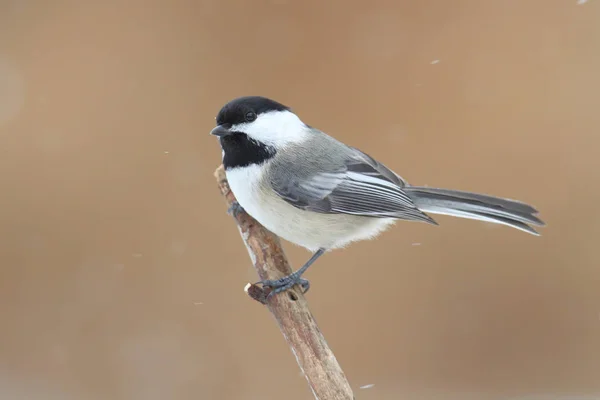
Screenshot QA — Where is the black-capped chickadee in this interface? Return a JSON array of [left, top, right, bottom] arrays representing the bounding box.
[[211, 96, 544, 297]]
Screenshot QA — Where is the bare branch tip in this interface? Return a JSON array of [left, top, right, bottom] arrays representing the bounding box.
[[245, 282, 270, 305], [214, 164, 226, 180]]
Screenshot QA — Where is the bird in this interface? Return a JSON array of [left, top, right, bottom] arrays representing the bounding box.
[[210, 96, 545, 298]]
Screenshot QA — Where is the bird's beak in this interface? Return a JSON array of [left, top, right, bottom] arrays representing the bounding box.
[[210, 124, 232, 137]]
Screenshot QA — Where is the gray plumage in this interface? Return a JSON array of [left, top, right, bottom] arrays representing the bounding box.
[[269, 133, 435, 223], [266, 131, 543, 237]]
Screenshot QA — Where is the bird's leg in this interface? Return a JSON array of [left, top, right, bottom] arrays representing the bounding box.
[[258, 248, 326, 298], [227, 201, 245, 218]]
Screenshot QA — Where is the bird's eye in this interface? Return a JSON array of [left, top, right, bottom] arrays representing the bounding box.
[[245, 111, 257, 122]]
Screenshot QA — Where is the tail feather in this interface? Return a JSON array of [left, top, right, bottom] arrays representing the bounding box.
[[404, 186, 545, 235]]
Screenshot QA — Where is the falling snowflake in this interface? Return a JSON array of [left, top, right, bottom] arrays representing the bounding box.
[[360, 384, 375, 389]]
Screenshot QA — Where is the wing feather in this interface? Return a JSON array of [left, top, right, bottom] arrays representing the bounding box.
[[270, 148, 437, 224]]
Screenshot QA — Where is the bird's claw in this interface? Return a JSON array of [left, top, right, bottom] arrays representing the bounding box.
[[257, 275, 310, 299], [227, 201, 245, 218]]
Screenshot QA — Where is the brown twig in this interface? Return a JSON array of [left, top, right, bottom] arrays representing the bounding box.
[[215, 165, 355, 400]]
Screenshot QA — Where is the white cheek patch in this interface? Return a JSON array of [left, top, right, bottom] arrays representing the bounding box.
[[232, 111, 309, 147]]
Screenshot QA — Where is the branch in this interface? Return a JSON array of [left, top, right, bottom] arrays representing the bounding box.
[[215, 165, 355, 400]]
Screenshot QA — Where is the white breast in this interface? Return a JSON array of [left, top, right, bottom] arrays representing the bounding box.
[[225, 165, 396, 252]]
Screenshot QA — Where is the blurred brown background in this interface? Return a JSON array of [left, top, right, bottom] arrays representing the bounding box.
[[1, 0, 599, 399]]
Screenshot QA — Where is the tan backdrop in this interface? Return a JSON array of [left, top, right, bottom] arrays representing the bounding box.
[[1, 1, 599, 399]]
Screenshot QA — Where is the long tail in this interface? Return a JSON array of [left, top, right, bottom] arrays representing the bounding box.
[[404, 186, 545, 235]]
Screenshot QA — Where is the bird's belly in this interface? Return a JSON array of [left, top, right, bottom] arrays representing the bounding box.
[[226, 166, 396, 251]]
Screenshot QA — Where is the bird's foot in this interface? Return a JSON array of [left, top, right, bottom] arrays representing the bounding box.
[[227, 201, 245, 218], [257, 273, 310, 299]]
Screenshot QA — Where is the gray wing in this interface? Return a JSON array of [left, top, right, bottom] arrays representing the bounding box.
[[270, 147, 437, 224]]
